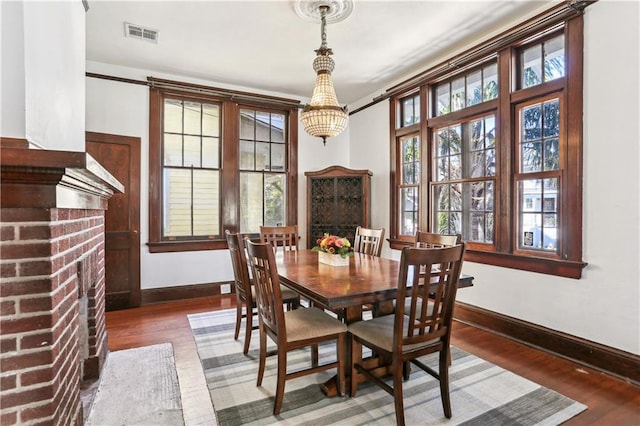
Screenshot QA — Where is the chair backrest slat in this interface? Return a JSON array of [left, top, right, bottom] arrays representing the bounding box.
[[415, 232, 461, 248], [353, 226, 385, 257], [260, 225, 299, 252], [395, 244, 465, 349], [246, 239, 286, 340]]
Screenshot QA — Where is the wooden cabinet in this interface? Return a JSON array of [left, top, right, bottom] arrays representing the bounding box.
[[305, 165, 372, 249]]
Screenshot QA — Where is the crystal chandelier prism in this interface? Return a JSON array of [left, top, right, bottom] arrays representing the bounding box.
[[300, 5, 348, 145]]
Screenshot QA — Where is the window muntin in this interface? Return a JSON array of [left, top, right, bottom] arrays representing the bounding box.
[[435, 63, 498, 116], [162, 99, 221, 238], [521, 34, 565, 89]]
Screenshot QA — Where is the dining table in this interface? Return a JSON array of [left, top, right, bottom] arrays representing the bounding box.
[[275, 249, 474, 396]]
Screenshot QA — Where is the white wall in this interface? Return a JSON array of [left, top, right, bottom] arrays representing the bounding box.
[[298, 125, 351, 249], [1, 1, 26, 139], [21, 1, 85, 151], [85, 61, 346, 289], [348, 101, 392, 258], [349, 1, 640, 355]]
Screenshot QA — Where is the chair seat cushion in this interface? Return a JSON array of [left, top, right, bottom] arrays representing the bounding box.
[[249, 284, 299, 303], [285, 307, 347, 342], [348, 314, 438, 354], [348, 314, 396, 352], [280, 285, 300, 303]]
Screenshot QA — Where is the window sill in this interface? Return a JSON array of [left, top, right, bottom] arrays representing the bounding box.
[[464, 250, 587, 279], [387, 238, 587, 279], [147, 239, 228, 253]]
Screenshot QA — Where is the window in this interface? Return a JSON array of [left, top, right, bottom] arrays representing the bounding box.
[[389, 5, 586, 278], [391, 92, 423, 245], [148, 80, 299, 252]]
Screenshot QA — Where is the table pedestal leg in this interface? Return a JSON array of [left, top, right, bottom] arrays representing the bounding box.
[[319, 302, 395, 397]]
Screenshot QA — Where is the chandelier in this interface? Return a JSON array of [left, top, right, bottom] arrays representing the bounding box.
[[300, 4, 349, 145]]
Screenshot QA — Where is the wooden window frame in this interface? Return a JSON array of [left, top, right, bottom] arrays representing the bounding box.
[[389, 11, 586, 278], [148, 82, 299, 253]]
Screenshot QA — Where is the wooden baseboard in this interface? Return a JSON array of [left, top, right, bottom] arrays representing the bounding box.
[[0, 137, 29, 149], [141, 281, 234, 305], [454, 301, 640, 386]]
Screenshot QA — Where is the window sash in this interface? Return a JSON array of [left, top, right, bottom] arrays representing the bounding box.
[[161, 98, 222, 239]]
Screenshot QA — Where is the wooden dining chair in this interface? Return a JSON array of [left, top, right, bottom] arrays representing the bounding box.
[[259, 225, 299, 252], [349, 243, 466, 426], [245, 239, 347, 415], [225, 230, 300, 355], [413, 231, 462, 302], [404, 232, 463, 367], [353, 226, 385, 257], [415, 231, 461, 248], [352, 226, 386, 317]]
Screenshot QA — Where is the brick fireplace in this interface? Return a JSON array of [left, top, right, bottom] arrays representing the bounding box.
[[0, 143, 122, 425]]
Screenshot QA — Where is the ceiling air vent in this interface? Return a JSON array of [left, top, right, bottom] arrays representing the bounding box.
[[124, 22, 159, 43]]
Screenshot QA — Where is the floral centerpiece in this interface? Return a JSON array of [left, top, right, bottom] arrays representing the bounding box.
[[312, 233, 353, 266]]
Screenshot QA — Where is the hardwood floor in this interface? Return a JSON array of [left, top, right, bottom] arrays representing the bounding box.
[[104, 296, 639, 425]]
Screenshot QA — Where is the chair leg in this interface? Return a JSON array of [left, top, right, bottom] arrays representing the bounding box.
[[234, 301, 242, 340], [336, 333, 345, 397], [256, 325, 267, 387], [243, 307, 252, 355], [273, 348, 287, 415], [311, 343, 319, 367], [350, 336, 361, 397], [392, 360, 406, 426], [439, 349, 452, 418], [402, 360, 410, 381]]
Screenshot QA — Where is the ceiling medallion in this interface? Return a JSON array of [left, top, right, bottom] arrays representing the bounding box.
[[293, 0, 354, 24]]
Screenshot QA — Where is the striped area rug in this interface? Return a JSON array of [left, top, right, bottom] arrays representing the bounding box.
[[188, 309, 586, 426]]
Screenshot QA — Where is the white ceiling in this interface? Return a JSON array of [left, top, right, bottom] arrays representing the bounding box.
[[86, 1, 554, 106]]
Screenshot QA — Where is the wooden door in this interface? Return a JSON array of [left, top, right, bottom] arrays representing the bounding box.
[[86, 132, 141, 310]]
